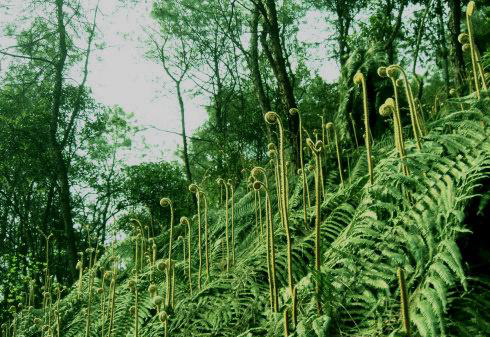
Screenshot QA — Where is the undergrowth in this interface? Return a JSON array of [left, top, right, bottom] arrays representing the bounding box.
[[7, 96, 490, 337]]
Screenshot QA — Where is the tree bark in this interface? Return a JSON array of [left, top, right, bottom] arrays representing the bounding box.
[[250, 6, 271, 114], [384, 0, 406, 64], [447, 0, 466, 92], [412, 0, 432, 74], [52, 0, 77, 283], [336, 2, 352, 67], [259, 0, 300, 169], [176, 84, 193, 183]]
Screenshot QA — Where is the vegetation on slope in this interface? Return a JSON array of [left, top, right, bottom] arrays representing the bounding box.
[[6, 95, 490, 336]]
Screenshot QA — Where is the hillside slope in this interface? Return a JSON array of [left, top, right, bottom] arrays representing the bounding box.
[[10, 96, 490, 337]]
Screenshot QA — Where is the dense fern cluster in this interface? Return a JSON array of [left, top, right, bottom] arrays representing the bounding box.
[[5, 92, 490, 336]]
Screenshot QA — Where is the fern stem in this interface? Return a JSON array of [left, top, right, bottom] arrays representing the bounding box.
[[289, 108, 308, 227], [252, 167, 278, 312], [189, 185, 202, 290], [473, 44, 487, 91], [107, 247, 117, 337], [180, 217, 193, 296], [327, 123, 344, 186], [85, 247, 94, 337], [254, 188, 259, 239], [284, 309, 289, 337], [258, 190, 263, 241], [228, 180, 235, 265], [265, 112, 295, 325], [465, 2, 481, 99], [258, 182, 274, 312], [269, 144, 285, 227], [160, 198, 174, 309], [56, 286, 61, 337], [200, 191, 210, 283], [319, 151, 325, 197], [388, 65, 422, 150], [349, 113, 359, 148], [397, 268, 410, 337], [354, 72, 373, 185], [306, 138, 323, 314], [100, 275, 106, 337], [298, 168, 308, 228], [292, 286, 297, 329], [217, 178, 230, 271], [171, 262, 175, 308]]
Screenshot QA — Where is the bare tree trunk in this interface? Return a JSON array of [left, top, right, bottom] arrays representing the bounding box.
[[336, 2, 351, 67], [447, 0, 466, 92], [384, 0, 406, 64], [154, 35, 193, 183], [259, 0, 300, 169], [51, 0, 77, 283], [250, 6, 271, 114], [176, 84, 193, 183], [412, 0, 432, 74]]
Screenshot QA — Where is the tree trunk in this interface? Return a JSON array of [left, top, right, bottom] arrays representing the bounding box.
[[336, 3, 351, 67], [384, 0, 405, 64], [250, 6, 271, 114], [213, 52, 225, 175], [52, 0, 77, 283], [176, 83, 193, 183], [447, 0, 466, 92], [260, 0, 300, 169]]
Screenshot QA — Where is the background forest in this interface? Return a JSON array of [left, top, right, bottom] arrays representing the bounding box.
[[1, 0, 490, 336]]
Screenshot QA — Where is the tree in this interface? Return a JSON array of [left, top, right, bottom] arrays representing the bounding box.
[[74, 106, 134, 246], [146, 27, 195, 185], [122, 161, 193, 229], [256, 0, 301, 168], [309, 0, 367, 67], [0, 0, 101, 282], [0, 1, 124, 311]]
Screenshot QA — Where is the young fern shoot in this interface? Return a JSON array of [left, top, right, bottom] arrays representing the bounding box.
[[386, 65, 423, 150], [189, 184, 203, 290], [251, 166, 278, 312], [217, 178, 230, 272], [325, 122, 344, 186], [463, 2, 487, 98], [180, 217, 192, 295], [397, 268, 411, 337], [227, 179, 235, 265], [264, 111, 295, 325], [306, 138, 324, 314], [379, 97, 409, 176], [353, 72, 373, 185], [160, 198, 174, 309], [289, 108, 309, 227]]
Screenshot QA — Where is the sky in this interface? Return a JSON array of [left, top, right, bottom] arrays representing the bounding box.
[[0, 0, 340, 165]]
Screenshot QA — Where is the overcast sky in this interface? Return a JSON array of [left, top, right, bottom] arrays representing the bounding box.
[[1, 0, 340, 164]]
